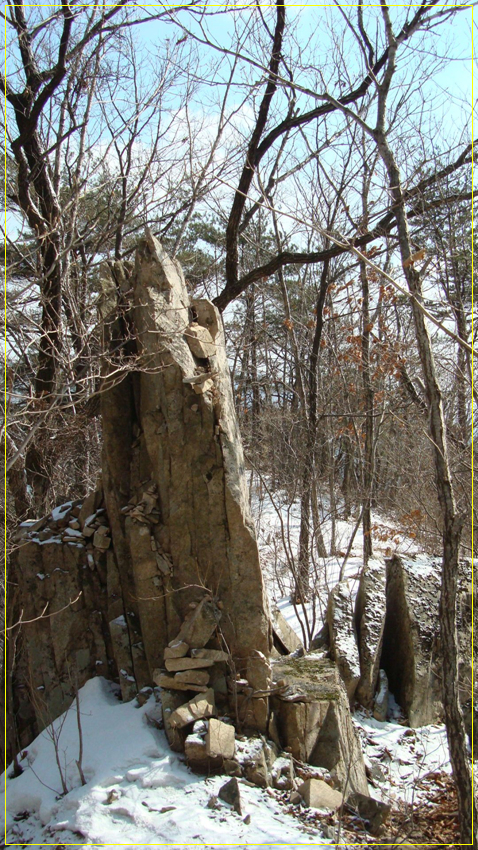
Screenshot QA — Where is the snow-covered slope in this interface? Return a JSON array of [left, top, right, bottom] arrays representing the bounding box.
[[3, 677, 334, 847]]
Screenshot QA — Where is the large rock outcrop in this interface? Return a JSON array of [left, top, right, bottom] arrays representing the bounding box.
[[360, 554, 474, 727], [8, 236, 274, 753], [100, 234, 272, 721], [327, 581, 360, 704]]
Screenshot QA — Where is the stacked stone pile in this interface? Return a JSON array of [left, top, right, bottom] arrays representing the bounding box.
[[15, 489, 110, 554], [153, 595, 226, 695]]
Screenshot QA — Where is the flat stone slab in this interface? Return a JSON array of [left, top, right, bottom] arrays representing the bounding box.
[[175, 669, 210, 685], [206, 718, 235, 759], [164, 640, 190, 659], [169, 689, 216, 728], [271, 607, 303, 655], [299, 778, 343, 810], [165, 657, 214, 672], [191, 648, 229, 662], [153, 672, 208, 693]]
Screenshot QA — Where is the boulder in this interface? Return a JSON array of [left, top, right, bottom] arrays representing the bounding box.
[[327, 581, 361, 703], [271, 607, 303, 655], [185, 322, 217, 359], [185, 732, 208, 763], [160, 687, 190, 752], [192, 298, 220, 341], [299, 778, 343, 810], [168, 688, 216, 728], [271, 655, 369, 798], [218, 777, 242, 815], [93, 526, 111, 550], [175, 597, 222, 650], [205, 718, 235, 759], [164, 640, 189, 659], [355, 557, 387, 708], [246, 651, 271, 692], [236, 738, 278, 788]]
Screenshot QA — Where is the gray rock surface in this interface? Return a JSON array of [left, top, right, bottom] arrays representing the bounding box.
[[327, 581, 361, 703], [355, 557, 387, 708], [218, 777, 242, 815], [380, 555, 473, 727]]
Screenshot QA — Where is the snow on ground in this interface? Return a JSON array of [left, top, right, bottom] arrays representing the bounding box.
[[354, 708, 451, 807], [253, 484, 421, 644], [2, 677, 452, 848], [2, 678, 333, 847]]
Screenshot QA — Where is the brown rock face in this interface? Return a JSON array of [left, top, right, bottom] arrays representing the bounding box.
[[7, 237, 273, 758], [100, 235, 272, 715], [8, 528, 116, 752], [205, 718, 235, 759]]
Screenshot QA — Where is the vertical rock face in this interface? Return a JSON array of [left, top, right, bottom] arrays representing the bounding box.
[[355, 557, 387, 709], [327, 581, 360, 704], [7, 237, 273, 757], [101, 234, 272, 700], [8, 502, 117, 753], [379, 555, 473, 727]]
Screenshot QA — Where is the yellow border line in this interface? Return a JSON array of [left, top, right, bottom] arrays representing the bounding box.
[[3, 2, 475, 847], [471, 1, 475, 841]]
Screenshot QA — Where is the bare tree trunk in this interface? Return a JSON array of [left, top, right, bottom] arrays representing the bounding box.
[[360, 258, 374, 564], [375, 127, 476, 847], [296, 259, 330, 599]]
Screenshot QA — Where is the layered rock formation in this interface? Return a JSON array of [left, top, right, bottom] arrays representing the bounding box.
[[325, 554, 474, 729], [9, 235, 273, 752], [380, 554, 473, 727], [271, 655, 369, 797], [100, 233, 272, 704]]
